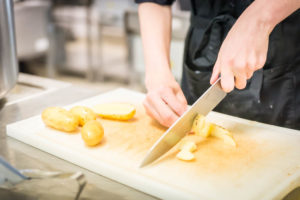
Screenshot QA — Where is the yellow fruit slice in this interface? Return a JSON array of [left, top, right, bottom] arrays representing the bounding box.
[[42, 107, 79, 132], [178, 141, 197, 152], [81, 120, 104, 146], [93, 103, 136, 120], [70, 106, 97, 126], [211, 125, 236, 147], [191, 114, 204, 134], [176, 150, 195, 161], [191, 114, 212, 137], [201, 121, 212, 137], [177, 141, 197, 162]]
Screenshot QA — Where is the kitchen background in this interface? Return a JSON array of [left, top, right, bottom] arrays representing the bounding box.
[[12, 0, 190, 96], [2, 1, 300, 199]]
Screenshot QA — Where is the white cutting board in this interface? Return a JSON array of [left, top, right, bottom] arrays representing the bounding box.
[[7, 88, 300, 200]]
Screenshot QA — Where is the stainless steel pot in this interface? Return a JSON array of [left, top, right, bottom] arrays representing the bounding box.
[[0, 0, 18, 99]]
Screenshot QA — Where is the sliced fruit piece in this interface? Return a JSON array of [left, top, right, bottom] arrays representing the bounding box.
[[176, 150, 195, 161], [42, 107, 79, 132], [191, 114, 212, 137], [210, 124, 231, 137], [81, 120, 104, 146], [93, 103, 136, 121], [178, 141, 197, 152], [222, 134, 237, 146], [211, 125, 236, 147], [191, 114, 204, 135], [201, 121, 212, 137], [70, 106, 97, 126]]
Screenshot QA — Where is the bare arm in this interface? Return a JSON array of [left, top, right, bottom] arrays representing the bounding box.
[[262, 0, 300, 29], [139, 3, 172, 81], [138, 3, 187, 127], [210, 0, 300, 92]]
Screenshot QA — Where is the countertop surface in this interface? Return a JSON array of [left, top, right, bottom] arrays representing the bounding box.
[[0, 74, 157, 200]]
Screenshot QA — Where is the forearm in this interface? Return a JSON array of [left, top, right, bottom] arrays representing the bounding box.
[[138, 3, 172, 84], [251, 0, 300, 32]]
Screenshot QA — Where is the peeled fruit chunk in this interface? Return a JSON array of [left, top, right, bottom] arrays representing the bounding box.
[[221, 135, 236, 147], [211, 125, 236, 147], [93, 103, 136, 120], [191, 114, 236, 147], [177, 141, 197, 162], [178, 141, 197, 152], [42, 107, 79, 132], [176, 151, 195, 161], [81, 120, 104, 146], [70, 106, 97, 126], [191, 114, 212, 137], [176, 115, 236, 162]]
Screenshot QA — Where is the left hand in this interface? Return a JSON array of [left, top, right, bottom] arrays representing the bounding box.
[[210, 2, 273, 92]]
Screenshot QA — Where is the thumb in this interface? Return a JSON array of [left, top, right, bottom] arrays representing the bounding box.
[[210, 59, 221, 84]]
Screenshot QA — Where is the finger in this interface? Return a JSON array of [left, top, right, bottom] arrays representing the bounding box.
[[230, 59, 248, 89], [246, 70, 253, 79], [148, 94, 179, 127], [232, 66, 247, 89], [235, 75, 247, 90], [143, 100, 164, 124], [246, 63, 256, 78], [210, 59, 221, 84], [175, 89, 188, 111], [247, 52, 257, 72], [220, 66, 235, 93], [161, 88, 186, 116], [256, 55, 266, 70], [143, 100, 154, 118]]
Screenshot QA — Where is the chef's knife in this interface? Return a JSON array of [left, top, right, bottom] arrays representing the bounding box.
[[140, 78, 226, 167]]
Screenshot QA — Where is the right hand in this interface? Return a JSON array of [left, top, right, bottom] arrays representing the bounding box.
[[143, 72, 188, 127]]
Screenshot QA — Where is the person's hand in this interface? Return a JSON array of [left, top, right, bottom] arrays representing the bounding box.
[[210, 1, 274, 92], [143, 71, 188, 127]]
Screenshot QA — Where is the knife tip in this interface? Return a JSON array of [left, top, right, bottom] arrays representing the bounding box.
[[139, 159, 149, 168], [139, 156, 154, 168]]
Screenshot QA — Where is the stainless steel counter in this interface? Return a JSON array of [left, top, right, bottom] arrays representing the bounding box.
[[0, 74, 157, 200]]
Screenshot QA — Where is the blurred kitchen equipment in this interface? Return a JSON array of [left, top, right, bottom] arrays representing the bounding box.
[[14, 0, 57, 77], [14, 0, 51, 60], [0, 156, 28, 186], [0, 156, 86, 200], [51, 0, 95, 80], [0, 0, 19, 99]]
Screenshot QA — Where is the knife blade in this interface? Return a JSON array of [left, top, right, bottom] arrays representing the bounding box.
[[140, 78, 226, 167]]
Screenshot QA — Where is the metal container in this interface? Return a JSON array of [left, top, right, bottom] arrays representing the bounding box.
[[0, 0, 18, 99]]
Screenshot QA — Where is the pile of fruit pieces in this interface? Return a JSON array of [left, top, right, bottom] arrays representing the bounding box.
[[176, 114, 236, 161], [42, 103, 236, 162], [41, 103, 136, 146]]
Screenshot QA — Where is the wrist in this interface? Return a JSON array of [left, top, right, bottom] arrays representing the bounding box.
[[145, 59, 172, 80], [250, 1, 276, 34], [145, 67, 174, 90]]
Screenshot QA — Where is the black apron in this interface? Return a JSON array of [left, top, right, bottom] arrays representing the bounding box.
[[181, 0, 300, 130]]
